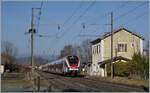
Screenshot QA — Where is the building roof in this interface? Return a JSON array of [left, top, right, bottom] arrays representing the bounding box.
[[90, 38, 101, 45], [98, 56, 130, 65], [91, 27, 144, 45]]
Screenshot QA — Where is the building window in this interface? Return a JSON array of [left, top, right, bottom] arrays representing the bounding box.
[[92, 49, 94, 54], [95, 46, 97, 54], [99, 45, 101, 53], [93, 47, 95, 55], [93, 45, 101, 54], [117, 43, 127, 52], [97, 45, 99, 54]]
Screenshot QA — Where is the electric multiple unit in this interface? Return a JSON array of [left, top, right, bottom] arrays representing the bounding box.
[[39, 55, 80, 76]]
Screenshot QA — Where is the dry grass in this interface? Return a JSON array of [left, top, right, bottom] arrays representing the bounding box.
[[89, 76, 149, 88], [1, 72, 50, 91], [39, 77, 50, 87]]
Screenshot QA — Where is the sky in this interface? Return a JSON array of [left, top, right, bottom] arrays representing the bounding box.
[[2, 1, 149, 57]]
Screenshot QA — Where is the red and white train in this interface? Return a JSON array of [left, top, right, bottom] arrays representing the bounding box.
[[39, 55, 80, 76]]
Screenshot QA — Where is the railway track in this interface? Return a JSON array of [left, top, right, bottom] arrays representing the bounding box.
[[37, 71, 146, 92], [71, 77, 145, 92], [39, 72, 102, 92], [37, 71, 103, 92]]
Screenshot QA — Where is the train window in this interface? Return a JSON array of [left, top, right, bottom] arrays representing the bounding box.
[[68, 56, 78, 64], [64, 62, 67, 67]]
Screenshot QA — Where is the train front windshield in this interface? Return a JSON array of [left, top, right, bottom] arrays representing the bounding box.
[[68, 56, 78, 65]]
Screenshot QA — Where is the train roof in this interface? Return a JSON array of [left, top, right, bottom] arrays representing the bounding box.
[[41, 56, 67, 67], [40, 55, 78, 67]]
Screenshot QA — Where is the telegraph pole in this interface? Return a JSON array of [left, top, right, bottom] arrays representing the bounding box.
[[110, 12, 114, 78], [29, 8, 36, 91], [31, 8, 35, 74], [26, 4, 42, 91]]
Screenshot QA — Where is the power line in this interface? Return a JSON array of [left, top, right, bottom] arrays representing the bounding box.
[[86, 1, 129, 24], [47, 2, 147, 56], [36, 34, 56, 38], [72, 1, 96, 25], [57, 1, 129, 48], [73, 1, 129, 40], [69, 2, 146, 45], [69, 2, 128, 43], [113, 1, 129, 13], [114, 2, 146, 22], [62, 1, 84, 27], [55, 1, 84, 38], [36, 1, 44, 33], [58, 1, 96, 39], [76, 2, 146, 39], [77, 34, 101, 37], [48, 1, 96, 54], [70, 2, 146, 46], [120, 11, 148, 26], [48, 1, 84, 51]]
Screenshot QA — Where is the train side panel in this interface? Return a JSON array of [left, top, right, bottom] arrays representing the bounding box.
[[40, 56, 80, 76]]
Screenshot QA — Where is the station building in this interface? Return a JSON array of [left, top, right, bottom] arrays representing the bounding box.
[[90, 27, 144, 77]]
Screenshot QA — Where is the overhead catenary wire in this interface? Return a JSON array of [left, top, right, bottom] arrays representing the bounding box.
[[120, 11, 148, 26], [59, 2, 95, 38], [114, 2, 146, 22], [47, 1, 88, 54], [72, 1, 96, 25], [35, 2, 57, 38], [75, 1, 129, 38], [36, 34, 56, 38], [50, 1, 129, 50], [69, 2, 147, 46], [85, 1, 129, 24], [70, 2, 128, 41], [58, 1, 96, 39], [39, 2, 147, 56], [36, 1, 44, 33], [113, 1, 129, 13], [47, 1, 96, 56], [55, 1, 84, 38], [61, 1, 96, 47], [74, 2, 127, 39], [62, 1, 84, 27], [77, 34, 101, 37]]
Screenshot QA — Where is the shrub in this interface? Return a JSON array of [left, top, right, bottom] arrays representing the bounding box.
[[106, 52, 149, 79], [106, 61, 129, 77], [114, 61, 129, 77], [128, 52, 149, 79]]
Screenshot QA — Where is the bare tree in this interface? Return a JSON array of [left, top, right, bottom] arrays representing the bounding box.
[[34, 56, 48, 66], [1, 41, 18, 72], [59, 45, 75, 58], [78, 39, 92, 64], [1, 41, 17, 64]]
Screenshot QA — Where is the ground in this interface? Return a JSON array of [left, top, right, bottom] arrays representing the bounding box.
[[89, 76, 149, 89], [37, 71, 148, 92], [1, 71, 149, 92], [1, 72, 49, 92]]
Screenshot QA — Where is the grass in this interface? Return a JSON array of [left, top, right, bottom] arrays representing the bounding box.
[[1, 72, 51, 92], [1, 78, 32, 90], [1, 79, 32, 92], [38, 77, 50, 87], [89, 76, 149, 88]]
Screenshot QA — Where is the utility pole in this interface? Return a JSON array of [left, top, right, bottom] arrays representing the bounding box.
[[29, 8, 36, 91], [31, 8, 35, 75], [26, 4, 42, 91], [110, 12, 114, 78]]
